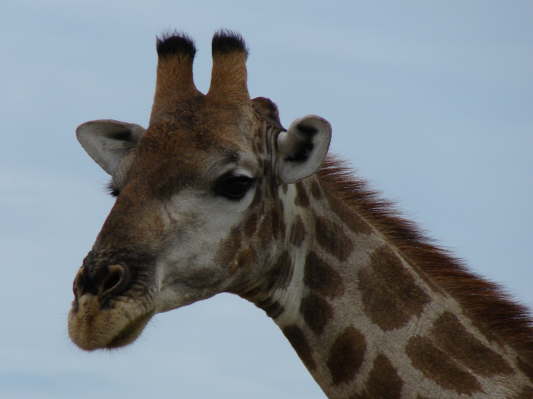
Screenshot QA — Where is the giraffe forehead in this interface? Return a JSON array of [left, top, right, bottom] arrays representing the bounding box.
[[148, 97, 259, 142], [133, 110, 262, 176]]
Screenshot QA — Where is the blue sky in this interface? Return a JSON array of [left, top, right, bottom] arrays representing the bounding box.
[[1, 1, 532, 398]]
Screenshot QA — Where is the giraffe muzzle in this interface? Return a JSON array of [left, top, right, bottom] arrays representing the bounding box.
[[69, 256, 156, 350]]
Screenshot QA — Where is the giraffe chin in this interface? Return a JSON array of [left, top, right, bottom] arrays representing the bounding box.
[[105, 312, 154, 349], [68, 294, 155, 351]]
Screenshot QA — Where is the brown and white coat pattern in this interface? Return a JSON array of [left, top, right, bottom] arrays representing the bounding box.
[[68, 31, 533, 398]]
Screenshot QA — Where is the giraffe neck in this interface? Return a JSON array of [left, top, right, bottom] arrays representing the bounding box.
[[245, 176, 533, 399]]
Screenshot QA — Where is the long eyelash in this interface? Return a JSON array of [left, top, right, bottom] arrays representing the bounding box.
[[105, 181, 120, 197]]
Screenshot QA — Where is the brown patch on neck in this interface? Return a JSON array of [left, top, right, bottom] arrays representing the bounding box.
[[430, 311, 513, 376], [357, 354, 403, 399], [282, 325, 316, 371], [271, 206, 281, 240], [244, 212, 258, 237], [319, 156, 533, 363], [465, 310, 500, 344], [257, 211, 274, 250], [314, 215, 354, 262], [269, 200, 286, 241], [300, 293, 334, 335], [406, 335, 482, 394], [265, 250, 292, 291], [295, 182, 310, 207], [310, 179, 323, 199], [257, 299, 284, 319], [289, 215, 306, 247], [358, 246, 430, 331], [304, 251, 345, 298], [327, 326, 367, 385]]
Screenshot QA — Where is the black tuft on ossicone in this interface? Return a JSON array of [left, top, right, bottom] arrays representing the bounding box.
[[212, 29, 248, 56], [156, 32, 196, 58]]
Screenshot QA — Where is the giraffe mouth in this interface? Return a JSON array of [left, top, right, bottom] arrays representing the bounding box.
[[68, 293, 156, 351], [106, 311, 154, 349]]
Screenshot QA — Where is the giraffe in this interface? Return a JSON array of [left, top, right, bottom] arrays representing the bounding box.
[[68, 31, 533, 398]]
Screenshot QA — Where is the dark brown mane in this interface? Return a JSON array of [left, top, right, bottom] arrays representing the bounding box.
[[318, 155, 533, 367]]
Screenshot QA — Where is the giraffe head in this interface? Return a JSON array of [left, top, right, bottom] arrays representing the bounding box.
[[68, 32, 331, 350]]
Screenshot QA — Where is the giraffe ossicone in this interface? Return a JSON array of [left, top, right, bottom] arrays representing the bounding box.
[[69, 31, 533, 398]]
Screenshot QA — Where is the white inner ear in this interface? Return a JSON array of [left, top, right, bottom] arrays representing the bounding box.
[[76, 119, 145, 176], [277, 115, 332, 183]]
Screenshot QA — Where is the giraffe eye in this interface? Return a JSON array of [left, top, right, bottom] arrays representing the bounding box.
[[214, 173, 255, 200]]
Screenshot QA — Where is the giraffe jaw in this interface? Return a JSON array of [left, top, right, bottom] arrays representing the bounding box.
[[68, 293, 155, 351]]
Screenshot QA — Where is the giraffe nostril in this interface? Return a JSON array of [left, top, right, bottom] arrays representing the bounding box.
[[101, 264, 130, 297], [74, 263, 131, 298], [73, 266, 91, 297]]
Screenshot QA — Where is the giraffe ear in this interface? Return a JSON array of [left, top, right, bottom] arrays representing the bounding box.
[[76, 119, 145, 176], [276, 115, 331, 183]]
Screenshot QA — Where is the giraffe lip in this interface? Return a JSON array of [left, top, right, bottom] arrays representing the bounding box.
[[105, 311, 154, 349]]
